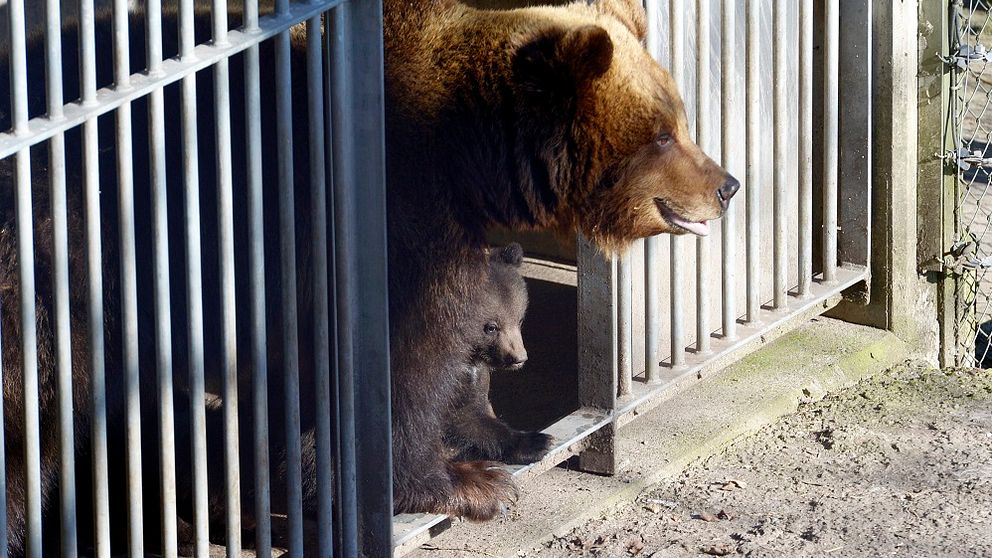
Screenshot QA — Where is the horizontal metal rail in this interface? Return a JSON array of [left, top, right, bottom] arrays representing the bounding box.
[[0, 0, 343, 159]]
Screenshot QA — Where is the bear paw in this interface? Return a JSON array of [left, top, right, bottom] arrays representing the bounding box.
[[445, 460, 518, 521], [504, 431, 554, 465]]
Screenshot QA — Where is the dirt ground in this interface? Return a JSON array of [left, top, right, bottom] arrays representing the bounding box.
[[527, 364, 992, 558]]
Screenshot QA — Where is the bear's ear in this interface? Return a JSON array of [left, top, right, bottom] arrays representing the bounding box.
[[513, 25, 614, 98], [593, 0, 648, 42], [499, 243, 524, 267]]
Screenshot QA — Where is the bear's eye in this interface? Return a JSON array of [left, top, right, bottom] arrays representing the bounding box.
[[656, 132, 673, 147], [484, 322, 499, 335]]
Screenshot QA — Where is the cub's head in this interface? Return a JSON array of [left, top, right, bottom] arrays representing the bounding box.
[[470, 243, 529, 371], [509, 0, 739, 252]]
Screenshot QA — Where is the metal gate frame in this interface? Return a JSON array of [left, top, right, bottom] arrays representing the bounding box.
[[1, 0, 391, 555]]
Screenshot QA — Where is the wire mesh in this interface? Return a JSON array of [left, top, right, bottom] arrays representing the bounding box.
[[950, 0, 992, 367]]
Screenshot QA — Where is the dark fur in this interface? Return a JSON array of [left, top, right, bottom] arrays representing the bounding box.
[[443, 243, 553, 465]]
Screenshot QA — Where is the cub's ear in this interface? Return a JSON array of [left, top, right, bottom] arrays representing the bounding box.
[[513, 25, 614, 98], [499, 243, 524, 267], [593, 0, 648, 41]]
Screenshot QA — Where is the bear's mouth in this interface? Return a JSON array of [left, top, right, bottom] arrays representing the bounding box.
[[654, 198, 710, 237]]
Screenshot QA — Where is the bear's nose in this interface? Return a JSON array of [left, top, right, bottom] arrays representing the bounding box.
[[505, 352, 527, 368], [717, 177, 740, 210]]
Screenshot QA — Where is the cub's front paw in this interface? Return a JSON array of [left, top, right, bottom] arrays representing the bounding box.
[[504, 431, 553, 465], [445, 460, 518, 521]]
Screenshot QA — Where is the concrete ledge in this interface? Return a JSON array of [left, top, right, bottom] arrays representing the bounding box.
[[406, 318, 910, 558]]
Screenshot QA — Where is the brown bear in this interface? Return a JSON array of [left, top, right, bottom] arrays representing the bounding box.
[[383, 0, 738, 520], [444, 242, 553, 465]]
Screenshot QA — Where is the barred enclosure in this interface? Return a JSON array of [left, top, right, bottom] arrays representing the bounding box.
[[394, 0, 872, 553], [0, 0, 390, 556], [949, 0, 992, 367]]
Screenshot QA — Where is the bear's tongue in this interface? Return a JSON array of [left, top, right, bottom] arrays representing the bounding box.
[[656, 199, 711, 237], [673, 217, 710, 237]]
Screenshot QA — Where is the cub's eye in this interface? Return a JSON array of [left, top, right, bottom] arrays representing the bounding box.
[[484, 322, 499, 335], [656, 132, 673, 147]]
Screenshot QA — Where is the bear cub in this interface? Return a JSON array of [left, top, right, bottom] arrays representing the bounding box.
[[444, 243, 553, 465]]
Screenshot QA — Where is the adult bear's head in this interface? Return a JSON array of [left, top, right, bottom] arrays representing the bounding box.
[[503, 0, 739, 252]]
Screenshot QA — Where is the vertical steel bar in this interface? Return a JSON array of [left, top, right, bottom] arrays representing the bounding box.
[[720, 0, 737, 340], [44, 0, 77, 553], [13, 152, 37, 555], [695, 0, 711, 353], [330, 6, 359, 554], [242, 0, 271, 552], [341, 2, 393, 551], [798, 0, 813, 296], [78, 0, 112, 554], [9, 0, 40, 551], [669, 0, 686, 366], [112, 0, 145, 553], [210, 1, 243, 554], [643, 0, 662, 385], [772, 0, 788, 309], [147, 0, 178, 554], [745, 0, 760, 323], [643, 238, 661, 382], [306, 14, 335, 557], [617, 256, 632, 395], [177, 0, 209, 554], [10, 2, 42, 556], [274, 0, 304, 548], [823, 0, 839, 283]]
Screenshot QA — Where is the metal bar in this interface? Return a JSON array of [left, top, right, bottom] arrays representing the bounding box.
[[112, 0, 144, 553], [644, 238, 661, 382], [147, 0, 178, 553], [720, 0, 737, 340], [306, 13, 335, 557], [8, 0, 40, 555], [670, 0, 687, 366], [177, 1, 210, 556], [695, 0, 711, 353], [44, 0, 77, 553], [210, 0, 243, 554], [243, 0, 272, 551], [15, 162, 41, 557], [772, 0, 788, 309], [77, 0, 113, 554], [0, 0, 344, 159], [644, 0, 662, 382], [330, 6, 359, 554], [274, 21, 304, 557], [617, 254, 632, 396], [823, 0, 839, 284], [798, 0, 813, 297], [745, 0, 760, 323]]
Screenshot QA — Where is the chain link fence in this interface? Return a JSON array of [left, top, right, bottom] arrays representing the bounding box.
[[950, 0, 992, 367]]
